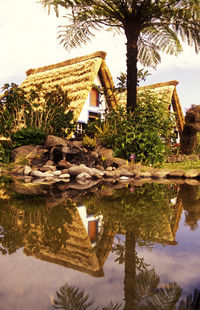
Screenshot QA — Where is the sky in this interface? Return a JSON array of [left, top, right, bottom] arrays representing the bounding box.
[[1, 0, 200, 115]]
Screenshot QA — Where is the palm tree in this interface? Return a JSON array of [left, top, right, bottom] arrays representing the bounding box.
[[40, 0, 200, 113]]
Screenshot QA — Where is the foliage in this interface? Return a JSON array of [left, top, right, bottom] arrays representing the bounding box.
[[0, 83, 75, 142], [117, 69, 151, 92], [83, 134, 96, 150], [41, 0, 200, 112], [92, 91, 176, 166], [11, 126, 47, 148], [83, 182, 178, 245], [53, 283, 121, 310]]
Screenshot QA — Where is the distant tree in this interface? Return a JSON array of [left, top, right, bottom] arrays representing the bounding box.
[[41, 0, 200, 113]]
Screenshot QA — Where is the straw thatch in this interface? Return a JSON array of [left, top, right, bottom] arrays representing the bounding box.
[[117, 80, 185, 135], [24, 208, 104, 277], [20, 51, 117, 121]]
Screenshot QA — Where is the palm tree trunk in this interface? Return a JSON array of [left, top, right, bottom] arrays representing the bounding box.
[[124, 230, 137, 310], [126, 31, 139, 113]]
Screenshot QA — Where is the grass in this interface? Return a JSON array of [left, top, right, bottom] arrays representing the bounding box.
[[161, 160, 200, 171]]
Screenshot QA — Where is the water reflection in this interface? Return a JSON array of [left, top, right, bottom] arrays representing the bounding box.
[[1, 178, 200, 308]]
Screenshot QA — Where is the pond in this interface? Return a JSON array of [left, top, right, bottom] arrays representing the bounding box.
[[1, 176, 200, 310]]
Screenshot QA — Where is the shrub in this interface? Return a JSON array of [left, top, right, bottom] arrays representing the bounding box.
[[11, 127, 47, 148], [93, 91, 176, 166]]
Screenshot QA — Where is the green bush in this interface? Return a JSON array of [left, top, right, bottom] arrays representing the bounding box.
[[93, 91, 176, 166], [11, 127, 47, 148]]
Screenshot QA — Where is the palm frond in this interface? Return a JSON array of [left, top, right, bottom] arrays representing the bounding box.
[[53, 283, 94, 309]]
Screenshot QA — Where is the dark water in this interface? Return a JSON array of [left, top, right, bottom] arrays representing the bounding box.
[[1, 176, 200, 310]]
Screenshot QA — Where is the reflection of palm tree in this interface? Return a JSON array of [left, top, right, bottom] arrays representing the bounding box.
[[178, 288, 200, 310], [52, 283, 121, 309], [123, 230, 181, 310]]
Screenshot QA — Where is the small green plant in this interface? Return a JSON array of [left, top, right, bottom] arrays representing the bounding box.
[[83, 134, 96, 150], [11, 127, 47, 148]]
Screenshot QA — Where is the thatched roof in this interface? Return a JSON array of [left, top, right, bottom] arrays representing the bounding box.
[[24, 209, 104, 277], [20, 51, 117, 120], [117, 80, 185, 134]]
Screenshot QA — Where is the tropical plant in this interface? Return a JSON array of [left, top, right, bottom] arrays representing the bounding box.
[[41, 0, 200, 113]]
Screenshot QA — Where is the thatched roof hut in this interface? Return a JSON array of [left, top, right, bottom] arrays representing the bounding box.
[[20, 51, 117, 125], [118, 80, 185, 135]]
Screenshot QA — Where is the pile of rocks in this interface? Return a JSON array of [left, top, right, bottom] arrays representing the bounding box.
[[8, 135, 137, 185], [2, 135, 200, 188]]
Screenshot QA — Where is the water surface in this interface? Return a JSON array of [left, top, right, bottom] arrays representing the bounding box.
[[1, 177, 200, 309]]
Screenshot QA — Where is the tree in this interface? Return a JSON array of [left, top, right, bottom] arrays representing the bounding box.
[[40, 0, 200, 113]]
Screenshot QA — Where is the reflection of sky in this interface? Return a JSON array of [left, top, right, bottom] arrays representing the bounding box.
[[0, 248, 124, 310]]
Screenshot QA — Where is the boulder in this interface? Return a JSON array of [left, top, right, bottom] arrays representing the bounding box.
[[23, 165, 32, 176], [57, 160, 73, 170], [52, 170, 62, 176], [152, 170, 170, 179], [184, 169, 200, 178], [167, 170, 185, 178], [31, 170, 46, 178], [11, 145, 37, 163], [58, 173, 70, 179], [97, 146, 114, 159], [45, 135, 67, 147], [76, 172, 92, 181]]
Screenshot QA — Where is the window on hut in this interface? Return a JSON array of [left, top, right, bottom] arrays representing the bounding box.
[[90, 87, 99, 107]]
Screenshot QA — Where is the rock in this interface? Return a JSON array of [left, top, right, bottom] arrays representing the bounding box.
[[120, 176, 130, 180], [95, 164, 104, 171], [91, 151, 99, 159], [68, 164, 89, 177], [11, 145, 37, 163], [104, 170, 121, 178], [118, 168, 134, 177], [111, 157, 127, 167], [45, 135, 67, 147], [138, 171, 152, 178], [42, 172, 54, 177], [184, 169, 200, 178], [23, 165, 32, 176], [52, 170, 62, 176], [106, 166, 113, 171], [45, 160, 54, 166], [167, 170, 185, 178], [185, 179, 200, 186], [76, 172, 92, 181], [71, 140, 83, 148], [58, 173, 70, 179], [10, 165, 24, 175], [39, 165, 56, 172], [152, 170, 170, 179], [57, 160, 73, 170], [97, 146, 114, 159], [31, 170, 46, 178]]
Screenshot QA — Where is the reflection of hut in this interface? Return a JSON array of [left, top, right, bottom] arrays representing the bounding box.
[[24, 208, 114, 277], [150, 195, 183, 246]]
